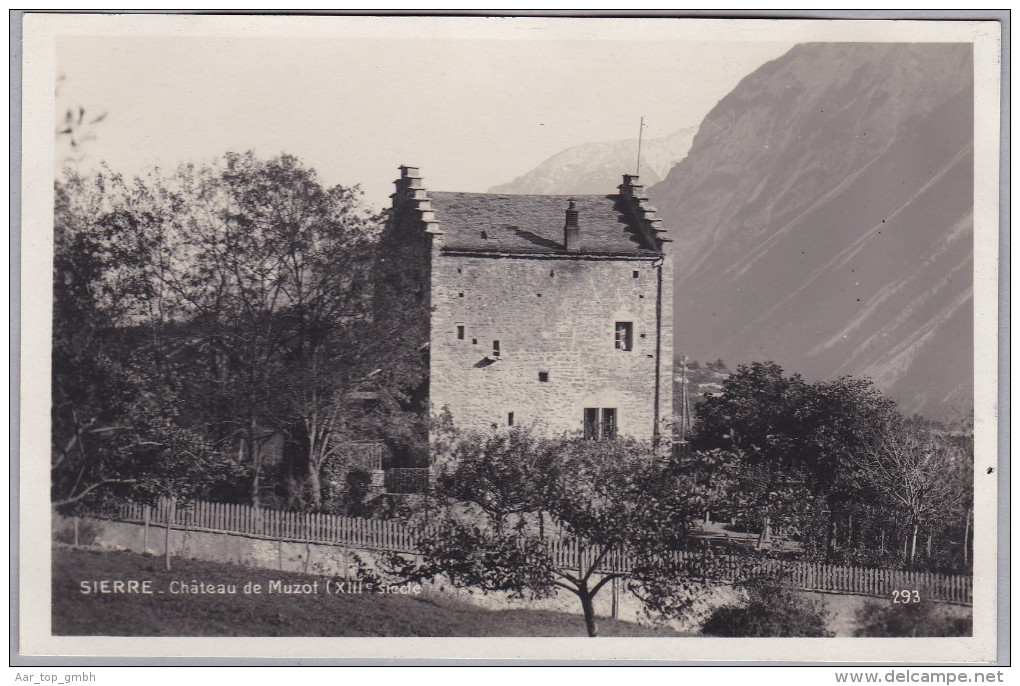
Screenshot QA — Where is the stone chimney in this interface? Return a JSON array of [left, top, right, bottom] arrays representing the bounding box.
[[618, 174, 669, 249], [392, 165, 441, 234], [564, 198, 581, 252]]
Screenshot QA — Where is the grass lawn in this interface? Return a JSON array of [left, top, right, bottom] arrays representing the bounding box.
[[53, 547, 685, 637]]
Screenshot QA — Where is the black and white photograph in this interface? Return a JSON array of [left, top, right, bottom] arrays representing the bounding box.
[[15, 12, 1003, 664]]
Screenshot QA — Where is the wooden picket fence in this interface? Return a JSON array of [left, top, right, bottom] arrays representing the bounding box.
[[89, 498, 972, 605], [106, 498, 417, 553]]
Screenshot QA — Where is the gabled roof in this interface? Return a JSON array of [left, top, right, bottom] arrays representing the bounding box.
[[428, 192, 660, 256]]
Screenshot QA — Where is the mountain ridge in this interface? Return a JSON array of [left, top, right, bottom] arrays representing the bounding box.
[[488, 126, 698, 196], [649, 42, 974, 418]]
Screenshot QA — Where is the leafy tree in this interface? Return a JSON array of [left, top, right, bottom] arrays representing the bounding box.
[[847, 423, 964, 568], [52, 170, 241, 521], [390, 426, 753, 637], [52, 170, 169, 508], [132, 153, 382, 506], [694, 362, 902, 556], [696, 362, 899, 494], [52, 152, 428, 511]]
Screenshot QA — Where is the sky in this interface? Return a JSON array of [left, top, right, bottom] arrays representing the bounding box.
[[55, 19, 793, 208]]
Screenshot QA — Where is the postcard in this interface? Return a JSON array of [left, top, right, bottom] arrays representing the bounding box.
[[16, 12, 1003, 664]]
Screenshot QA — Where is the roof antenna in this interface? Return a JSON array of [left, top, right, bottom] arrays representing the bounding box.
[[636, 116, 646, 176]]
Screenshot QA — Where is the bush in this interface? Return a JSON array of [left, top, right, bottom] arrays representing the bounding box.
[[343, 469, 374, 517], [853, 599, 971, 637], [53, 518, 103, 546], [701, 583, 832, 637]]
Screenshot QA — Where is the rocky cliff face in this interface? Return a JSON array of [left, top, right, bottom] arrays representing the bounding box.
[[489, 126, 697, 196], [650, 43, 974, 418]]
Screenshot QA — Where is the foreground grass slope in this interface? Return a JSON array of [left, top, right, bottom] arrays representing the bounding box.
[[53, 547, 683, 637]]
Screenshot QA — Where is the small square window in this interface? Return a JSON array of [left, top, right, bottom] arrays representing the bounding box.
[[456, 325, 465, 340], [538, 372, 549, 382], [633, 270, 640, 278], [472, 338, 478, 345], [492, 340, 501, 357], [614, 322, 633, 351], [458, 292, 464, 298], [508, 412, 514, 427]]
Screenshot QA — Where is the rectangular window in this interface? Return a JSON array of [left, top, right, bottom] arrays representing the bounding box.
[[633, 270, 640, 278], [492, 340, 501, 357], [601, 408, 617, 440], [508, 412, 514, 427], [538, 371, 549, 382], [584, 408, 599, 440], [583, 408, 618, 440], [456, 325, 465, 340], [615, 322, 633, 351]]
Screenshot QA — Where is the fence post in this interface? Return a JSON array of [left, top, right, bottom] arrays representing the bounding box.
[[164, 497, 176, 572], [611, 576, 619, 620], [143, 505, 150, 553], [73, 516, 79, 546]]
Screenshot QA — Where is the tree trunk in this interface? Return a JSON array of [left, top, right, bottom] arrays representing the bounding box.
[[247, 419, 262, 508], [909, 522, 919, 569], [249, 465, 261, 508], [308, 459, 322, 510], [963, 507, 971, 567], [578, 585, 599, 638]]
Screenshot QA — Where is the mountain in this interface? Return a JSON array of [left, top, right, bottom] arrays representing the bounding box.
[[649, 43, 974, 419], [488, 126, 697, 195]]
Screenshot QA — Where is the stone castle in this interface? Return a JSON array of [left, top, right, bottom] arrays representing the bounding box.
[[385, 165, 673, 448]]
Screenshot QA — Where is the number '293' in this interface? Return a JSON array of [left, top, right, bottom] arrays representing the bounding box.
[[892, 589, 921, 603]]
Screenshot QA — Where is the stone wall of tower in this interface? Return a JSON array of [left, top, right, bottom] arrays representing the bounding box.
[[429, 251, 670, 444]]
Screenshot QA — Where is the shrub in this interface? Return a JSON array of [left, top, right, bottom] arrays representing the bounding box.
[[701, 583, 832, 637], [343, 469, 374, 517], [53, 518, 103, 546], [853, 599, 971, 637]]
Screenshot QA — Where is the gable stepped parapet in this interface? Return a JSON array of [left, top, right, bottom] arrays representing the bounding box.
[[618, 174, 670, 247]]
